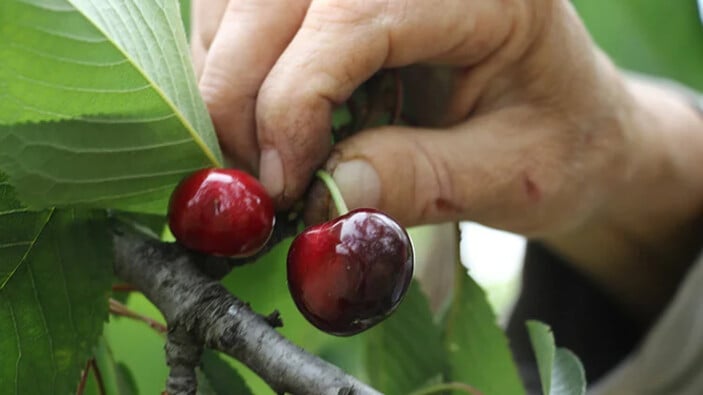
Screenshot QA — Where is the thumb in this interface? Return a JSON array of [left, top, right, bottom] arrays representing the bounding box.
[[305, 108, 599, 235]]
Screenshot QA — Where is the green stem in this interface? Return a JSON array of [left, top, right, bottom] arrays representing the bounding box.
[[407, 382, 484, 395], [315, 170, 349, 215]]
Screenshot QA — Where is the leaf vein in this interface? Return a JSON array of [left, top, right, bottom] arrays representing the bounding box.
[[68, 0, 221, 166], [17, 0, 76, 12], [21, 166, 204, 184], [57, 210, 81, 353], [10, 42, 130, 67], [24, 24, 108, 43], [8, 299, 22, 395], [13, 73, 152, 94], [78, 113, 176, 124], [0, 241, 34, 249], [0, 210, 54, 290], [161, 1, 202, 134], [48, 182, 176, 205], [27, 261, 59, 392], [14, 137, 193, 154], [0, 96, 75, 121], [0, 209, 31, 216]]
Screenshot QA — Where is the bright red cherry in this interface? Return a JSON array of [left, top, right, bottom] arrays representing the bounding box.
[[287, 208, 414, 336], [168, 168, 275, 257]]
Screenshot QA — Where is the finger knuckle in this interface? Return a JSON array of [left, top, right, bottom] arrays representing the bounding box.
[[200, 71, 240, 113], [193, 0, 227, 50], [225, 0, 278, 15], [306, 0, 386, 30], [256, 88, 303, 141], [409, 135, 460, 220]]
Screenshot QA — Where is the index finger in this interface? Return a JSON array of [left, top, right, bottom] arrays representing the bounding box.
[[255, 0, 523, 206]]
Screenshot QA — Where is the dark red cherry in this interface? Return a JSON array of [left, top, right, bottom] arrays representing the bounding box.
[[168, 168, 275, 257], [287, 208, 414, 336]]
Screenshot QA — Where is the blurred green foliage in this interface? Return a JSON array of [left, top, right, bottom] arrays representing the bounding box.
[[573, 0, 703, 90], [180, 0, 191, 38]]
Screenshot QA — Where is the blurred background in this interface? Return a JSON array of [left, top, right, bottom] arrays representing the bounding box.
[[462, 0, 703, 321], [108, 1, 703, 393]]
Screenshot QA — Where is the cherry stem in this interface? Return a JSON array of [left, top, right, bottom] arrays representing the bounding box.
[[109, 298, 168, 334], [315, 170, 349, 216], [407, 382, 484, 395]]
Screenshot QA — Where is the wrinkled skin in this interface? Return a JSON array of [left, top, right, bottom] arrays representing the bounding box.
[[191, 0, 703, 318]]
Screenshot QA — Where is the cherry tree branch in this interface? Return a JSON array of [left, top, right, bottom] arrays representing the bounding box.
[[111, 215, 380, 395]]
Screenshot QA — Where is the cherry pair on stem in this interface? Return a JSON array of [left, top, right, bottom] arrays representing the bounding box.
[[168, 168, 413, 335]]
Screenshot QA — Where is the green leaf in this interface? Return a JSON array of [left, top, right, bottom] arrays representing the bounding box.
[[197, 350, 253, 395], [0, 0, 222, 213], [84, 337, 138, 395], [363, 281, 448, 395], [527, 321, 555, 395], [113, 363, 139, 395], [526, 321, 586, 395], [0, 176, 53, 288], [0, 175, 113, 395], [444, 267, 525, 395], [551, 350, 586, 395]]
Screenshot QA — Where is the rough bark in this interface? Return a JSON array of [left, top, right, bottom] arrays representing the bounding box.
[[112, 216, 381, 395]]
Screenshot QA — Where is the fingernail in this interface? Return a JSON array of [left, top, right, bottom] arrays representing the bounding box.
[[333, 159, 381, 210], [259, 149, 284, 198]]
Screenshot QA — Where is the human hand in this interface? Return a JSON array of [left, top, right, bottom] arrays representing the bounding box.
[[192, 0, 703, 316], [191, 0, 623, 229]]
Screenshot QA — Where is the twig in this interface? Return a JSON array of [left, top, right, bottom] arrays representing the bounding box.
[[112, 219, 381, 395], [76, 359, 91, 395], [90, 358, 107, 395], [264, 309, 284, 328], [112, 283, 137, 293], [76, 358, 106, 395], [109, 298, 168, 334]]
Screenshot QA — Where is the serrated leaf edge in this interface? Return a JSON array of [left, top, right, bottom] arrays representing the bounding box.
[[61, 0, 221, 167]]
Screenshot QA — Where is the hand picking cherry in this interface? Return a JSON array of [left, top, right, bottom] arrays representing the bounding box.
[[168, 168, 275, 257], [287, 208, 414, 336]]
